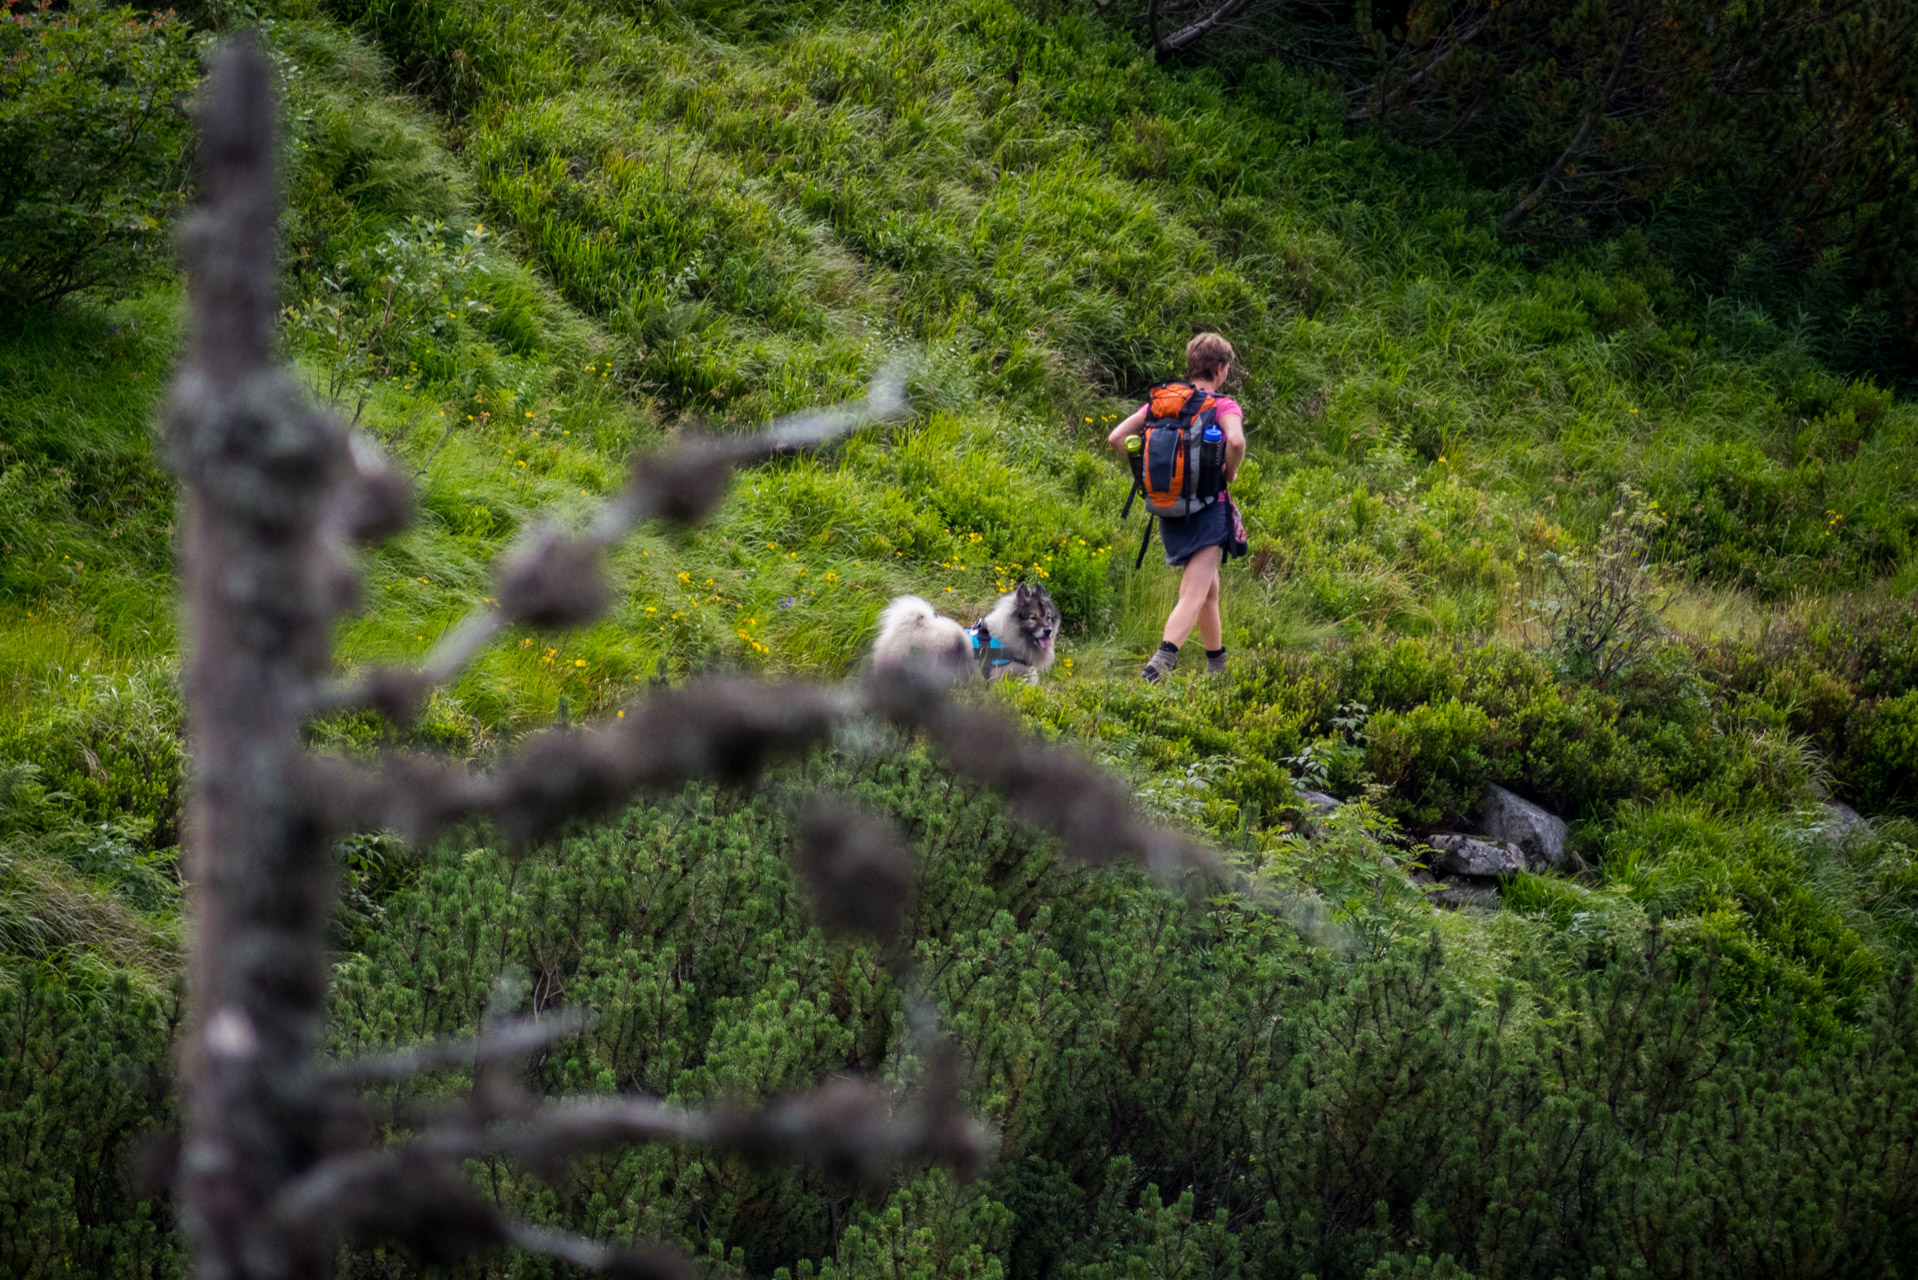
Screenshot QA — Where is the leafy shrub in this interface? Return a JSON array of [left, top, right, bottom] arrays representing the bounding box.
[[0, 2, 201, 307], [1842, 691, 1918, 816], [1337, 636, 1472, 712], [1527, 486, 1669, 689], [1595, 803, 1890, 1032], [1839, 818, 1918, 957], [0, 672, 183, 848], [1806, 597, 1918, 701], [1694, 597, 1918, 815], [1363, 1255, 1481, 1280], [810, 1173, 1011, 1280], [285, 217, 503, 410], [1362, 698, 1491, 826]]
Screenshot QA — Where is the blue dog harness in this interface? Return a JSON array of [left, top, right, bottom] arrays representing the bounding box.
[[967, 623, 1015, 675]]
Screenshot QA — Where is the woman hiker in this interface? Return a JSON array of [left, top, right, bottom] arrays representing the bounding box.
[[1107, 332, 1248, 684]]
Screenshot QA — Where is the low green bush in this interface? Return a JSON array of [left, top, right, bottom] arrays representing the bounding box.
[[1694, 597, 1918, 813], [1363, 698, 1492, 827], [1843, 691, 1918, 816], [1596, 803, 1887, 1034], [0, 2, 202, 307], [0, 673, 183, 849]]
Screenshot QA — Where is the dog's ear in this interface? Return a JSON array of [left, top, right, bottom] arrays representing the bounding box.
[[1014, 582, 1032, 602]]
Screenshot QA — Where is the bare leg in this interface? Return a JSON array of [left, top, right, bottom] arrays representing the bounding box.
[[1162, 545, 1223, 649], [1196, 569, 1223, 651]]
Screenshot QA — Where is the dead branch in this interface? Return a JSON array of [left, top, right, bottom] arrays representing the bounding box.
[[1150, 0, 1279, 58], [1498, 18, 1638, 234], [310, 678, 856, 850], [270, 1067, 988, 1262], [864, 667, 1214, 880], [333, 1012, 588, 1083], [306, 369, 907, 720], [168, 35, 347, 1280], [504, 1225, 695, 1280], [166, 35, 1197, 1280], [795, 799, 914, 943]]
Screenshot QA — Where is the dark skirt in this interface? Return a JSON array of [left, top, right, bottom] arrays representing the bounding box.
[[1157, 495, 1246, 567]]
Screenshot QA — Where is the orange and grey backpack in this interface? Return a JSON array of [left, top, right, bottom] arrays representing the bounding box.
[[1121, 380, 1227, 566]]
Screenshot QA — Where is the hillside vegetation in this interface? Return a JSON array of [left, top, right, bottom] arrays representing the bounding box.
[[2, 0, 1917, 1276]]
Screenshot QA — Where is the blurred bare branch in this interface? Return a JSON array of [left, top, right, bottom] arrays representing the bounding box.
[[333, 1011, 587, 1083], [864, 667, 1216, 879], [504, 1225, 695, 1280], [271, 1069, 988, 1266], [796, 799, 914, 943], [305, 366, 908, 721], [168, 34, 1189, 1280]]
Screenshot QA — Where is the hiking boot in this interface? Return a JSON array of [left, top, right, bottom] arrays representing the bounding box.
[[1205, 647, 1228, 676], [1142, 642, 1180, 684]]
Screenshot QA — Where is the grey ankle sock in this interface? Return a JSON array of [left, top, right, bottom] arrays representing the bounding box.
[[1142, 641, 1180, 684]]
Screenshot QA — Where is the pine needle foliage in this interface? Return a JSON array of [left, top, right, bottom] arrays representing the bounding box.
[[331, 760, 1918, 1278]]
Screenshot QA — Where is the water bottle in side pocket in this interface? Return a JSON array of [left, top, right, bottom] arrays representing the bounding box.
[[1200, 423, 1225, 499]]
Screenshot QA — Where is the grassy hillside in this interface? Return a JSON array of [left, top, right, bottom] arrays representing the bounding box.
[[3, 0, 1918, 1275]]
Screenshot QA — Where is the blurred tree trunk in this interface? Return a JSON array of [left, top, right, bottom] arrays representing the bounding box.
[[166, 37, 1192, 1280]]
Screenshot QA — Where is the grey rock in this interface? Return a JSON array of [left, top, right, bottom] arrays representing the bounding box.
[[1429, 878, 1502, 910], [1424, 833, 1526, 878], [1297, 790, 1342, 816], [1481, 784, 1569, 871], [1819, 802, 1868, 839]]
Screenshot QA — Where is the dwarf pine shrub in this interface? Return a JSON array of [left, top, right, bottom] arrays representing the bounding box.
[[309, 766, 1918, 1277], [0, 965, 180, 1280]]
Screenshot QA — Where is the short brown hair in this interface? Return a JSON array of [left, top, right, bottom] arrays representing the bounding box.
[[1186, 332, 1236, 381]]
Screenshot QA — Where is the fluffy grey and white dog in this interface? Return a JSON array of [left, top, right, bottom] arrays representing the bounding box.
[[872, 583, 1061, 683]]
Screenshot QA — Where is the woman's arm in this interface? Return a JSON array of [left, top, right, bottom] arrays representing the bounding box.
[[1106, 405, 1148, 450], [1220, 410, 1246, 483]]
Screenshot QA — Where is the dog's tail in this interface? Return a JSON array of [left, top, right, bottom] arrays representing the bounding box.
[[877, 594, 940, 637], [872, 595, 973, 680]]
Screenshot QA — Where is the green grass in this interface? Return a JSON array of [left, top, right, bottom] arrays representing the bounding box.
[[3, 0, 1915, 985], [0, 297, 179, 693]]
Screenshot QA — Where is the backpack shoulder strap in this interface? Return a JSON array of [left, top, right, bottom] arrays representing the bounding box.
[[1134, 511, 1156, 570]]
